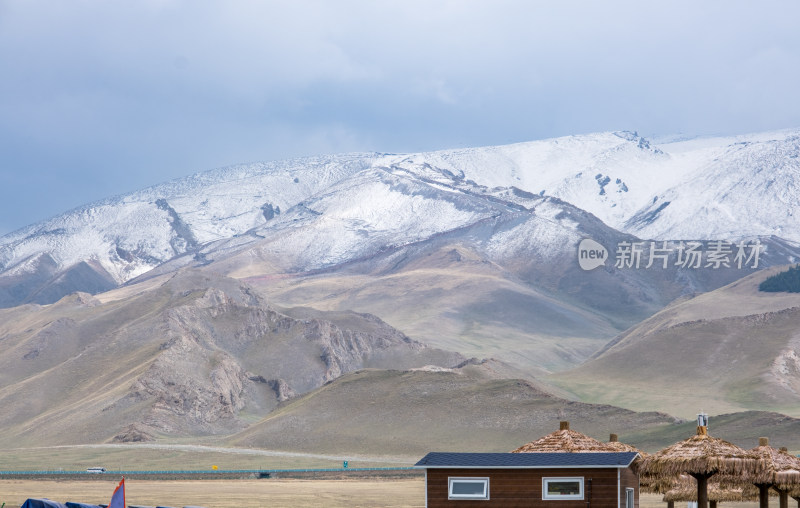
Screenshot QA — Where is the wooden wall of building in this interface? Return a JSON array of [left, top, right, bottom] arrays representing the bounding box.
[[425, 467, 638, 508], [620, 467, 639, 508]]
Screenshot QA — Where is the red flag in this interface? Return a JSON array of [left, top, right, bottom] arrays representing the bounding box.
[[108, 477, 125, 508]]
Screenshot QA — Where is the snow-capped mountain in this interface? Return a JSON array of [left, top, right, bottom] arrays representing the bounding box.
[[0, 153, 380, 283], [625, 133, 800, 240], [395, 129, 800, 241], [2, 129, 800, 308]]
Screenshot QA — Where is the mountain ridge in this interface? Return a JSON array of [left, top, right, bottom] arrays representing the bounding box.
[[4, 128, 800, 461], [3, 129, 800, 310]]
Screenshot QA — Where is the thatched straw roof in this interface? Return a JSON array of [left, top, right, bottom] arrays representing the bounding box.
[[712, 439, 800, 490], [606, 433, 649, 457], [662, 476, 761, 502], [638, 427, 762, 480], [511, 421, 622, 453], [751, 438, 800, 487], [641, 473, 683, 495]]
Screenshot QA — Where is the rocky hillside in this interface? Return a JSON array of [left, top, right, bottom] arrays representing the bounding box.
[[0, 270, 462, 447]]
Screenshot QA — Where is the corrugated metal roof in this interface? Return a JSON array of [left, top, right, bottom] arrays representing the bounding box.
[[415, 452, 638, 469]]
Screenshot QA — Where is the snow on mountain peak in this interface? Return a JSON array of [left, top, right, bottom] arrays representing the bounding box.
[[0, 153, 380, 283], [393, 129, 800, 243], [2, 129, 800, 297]]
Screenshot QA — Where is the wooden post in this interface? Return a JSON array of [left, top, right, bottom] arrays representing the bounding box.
[[698, 474, 709, 508], [667, 501, 674, 508], [711, 501, 718, 508], [756, 484, 770, 508], [691, 472, 712, 508], [777, 488, 789, 508]]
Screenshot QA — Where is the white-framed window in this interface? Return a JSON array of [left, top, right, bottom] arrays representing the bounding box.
[[626, 487, 635, 508], [543, 477, 584, 500], [448, 477, 490, 500]]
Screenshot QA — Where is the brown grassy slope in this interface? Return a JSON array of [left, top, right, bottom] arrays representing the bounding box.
[[551, 266, 800, 418], [0, 270, 462, 448], [226, 228, 785, 375], [239, 241, 670, 374], [228, 365, 679, 459]]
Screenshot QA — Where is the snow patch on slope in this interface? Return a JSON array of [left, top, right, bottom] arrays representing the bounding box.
[[628, 135, 800, 241], [248, 168, 504, 272]]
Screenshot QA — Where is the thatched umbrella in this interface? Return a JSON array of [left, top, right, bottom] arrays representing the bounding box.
[[748, 439, 800, 508], [662, 475, 760, 508], [638, 424, 762, 508], [512, 421, 622, 453], [644, 470, 760, 501]]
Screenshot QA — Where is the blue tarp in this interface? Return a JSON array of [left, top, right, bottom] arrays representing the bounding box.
[[65, 503, 102, 508], [21, 500, 68, 508]]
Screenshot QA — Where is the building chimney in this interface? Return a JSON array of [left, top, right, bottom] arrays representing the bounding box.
[[560, 421, 570, 431]]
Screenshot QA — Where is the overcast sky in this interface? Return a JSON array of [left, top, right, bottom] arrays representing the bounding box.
[[1, 0, 799, 236]]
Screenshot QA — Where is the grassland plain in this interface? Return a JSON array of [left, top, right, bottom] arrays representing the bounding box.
[[0, 443, 413, 471], [0, 478, 425, 508], [0, 482, 768, 508]]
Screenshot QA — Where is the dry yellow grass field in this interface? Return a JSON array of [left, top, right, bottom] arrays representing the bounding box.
[[0, 478, 425, 508], [0, 481, 770, 508]]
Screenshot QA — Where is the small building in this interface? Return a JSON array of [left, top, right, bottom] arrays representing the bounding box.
[[414, 451, 639, 508]]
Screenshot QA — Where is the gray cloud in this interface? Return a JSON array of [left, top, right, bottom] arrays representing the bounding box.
[[1, 0, 799, 235]]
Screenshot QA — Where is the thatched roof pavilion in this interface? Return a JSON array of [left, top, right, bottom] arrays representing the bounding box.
[[511, 421, 622, 453], [648, 472, 766, 507], [662, 475, 759, 503], [638, 424, 762, 508], [748, 439, 800, 508]]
